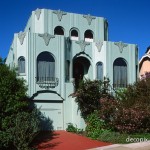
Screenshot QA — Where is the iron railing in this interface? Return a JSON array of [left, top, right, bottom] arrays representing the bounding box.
[[36, 77, 59, 89]]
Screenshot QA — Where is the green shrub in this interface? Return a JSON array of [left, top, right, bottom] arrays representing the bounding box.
[[98, 131, 129, 144], [66, 123, 83, 134], [66, 123, 77, 133], [115, 88, 127, 101], [10, 111, 40, 150], [0, 64, 30, 149], [98, 131, 150, 144], [0, 64, 48, 150], [85, 111, 108, 139]]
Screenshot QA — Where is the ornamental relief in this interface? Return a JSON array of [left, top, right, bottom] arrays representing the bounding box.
[[18, 31, 26, 45], [35, 8, 41, 20], [76, 40, 90, 52], [53, 9, 67, 21], [95, 41, 103, 52], [114, 41, 128, 53], [83, 14, 96, 25], [38, 33, 55, 46]]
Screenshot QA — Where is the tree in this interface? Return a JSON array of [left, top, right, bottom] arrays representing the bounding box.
[[75, 79, 102, 120], [0, 56, 5, 64], [0, 63, 40, 150]]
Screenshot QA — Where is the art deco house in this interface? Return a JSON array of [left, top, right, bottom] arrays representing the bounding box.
[[6, 8, 138, 130], [139, 46, 150, 79]]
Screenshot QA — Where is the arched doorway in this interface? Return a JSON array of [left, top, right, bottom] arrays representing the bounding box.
[[73, 57, 90, 89]]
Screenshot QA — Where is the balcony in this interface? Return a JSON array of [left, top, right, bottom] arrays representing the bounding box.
[[36, 77, 59, 89]]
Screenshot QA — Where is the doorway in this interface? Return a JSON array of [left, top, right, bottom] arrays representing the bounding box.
[[73, 57, 90, 89]]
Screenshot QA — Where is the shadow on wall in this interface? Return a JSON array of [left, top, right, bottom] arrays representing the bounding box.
[[29, 102, 55, 149], [30, 101, 54, 131], [39, 110, 54, 131]]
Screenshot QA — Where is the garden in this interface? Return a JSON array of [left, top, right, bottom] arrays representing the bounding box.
[[67, 77, 150, 144], [1, 55, 150, 149]]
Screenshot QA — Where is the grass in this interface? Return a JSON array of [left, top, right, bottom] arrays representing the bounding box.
[[98, 131, 150, 144]]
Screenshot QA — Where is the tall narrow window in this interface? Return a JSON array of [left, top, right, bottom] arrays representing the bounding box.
[[96, 62, 103, 80], [113, 58, 127, 88], [37, 52, 55, 82], [54, 26, 64, 35], [65, 60, 70, 82], [84, 30, 94, 42], [104, 20, 108, 41], [18, 56, 25, 73]]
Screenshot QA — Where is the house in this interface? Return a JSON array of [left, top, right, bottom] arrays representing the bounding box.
[[6, 8, 138, 130], [139, 46, 150, 79]]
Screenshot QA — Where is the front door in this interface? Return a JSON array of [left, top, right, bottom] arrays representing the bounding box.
[[73, 57, 90, 89]]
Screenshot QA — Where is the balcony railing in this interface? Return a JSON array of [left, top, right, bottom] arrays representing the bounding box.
[[36, 77, 59, 89]]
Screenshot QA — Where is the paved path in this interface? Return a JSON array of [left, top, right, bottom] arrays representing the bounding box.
[[89, 141, 150, 150], [36, 131, 111, 150]]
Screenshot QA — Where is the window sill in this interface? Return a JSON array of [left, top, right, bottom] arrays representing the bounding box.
[[19, 73, 26, 76]]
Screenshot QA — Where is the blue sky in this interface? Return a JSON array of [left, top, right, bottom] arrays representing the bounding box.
[[0, 0, 150, 59]]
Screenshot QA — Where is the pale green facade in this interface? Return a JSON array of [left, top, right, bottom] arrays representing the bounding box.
[[6, 8, 138, 130]]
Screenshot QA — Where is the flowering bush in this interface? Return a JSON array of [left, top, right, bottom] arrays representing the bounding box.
[[99, 97, 150, 133], [111, 105, 150, 133], [75, 77, 150, 134], [99, 78, 150, 133], [99, 97, 119, 129]]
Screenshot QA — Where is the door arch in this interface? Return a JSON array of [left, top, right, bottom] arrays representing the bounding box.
[[73, 57, 90, 89]]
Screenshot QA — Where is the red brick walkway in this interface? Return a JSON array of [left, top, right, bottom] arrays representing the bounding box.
[[36, 131, 111, 150]]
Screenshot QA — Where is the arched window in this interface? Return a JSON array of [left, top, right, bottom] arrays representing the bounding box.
[[113, 58, 127, 88], [37, 52, 55, 82], [18, 56, 25, 73], [70, 29, 79, 40], [84, 30, 94, 42], [96, 62, 103, 80], [54, 26, 64, 35]]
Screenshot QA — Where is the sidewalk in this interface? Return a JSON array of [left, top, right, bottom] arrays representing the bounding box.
[[89, 141, 150, 150]]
